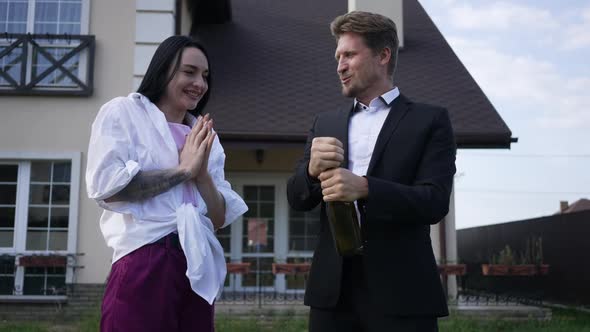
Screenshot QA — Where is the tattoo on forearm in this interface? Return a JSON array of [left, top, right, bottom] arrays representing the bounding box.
[[106, 169, 191, 202]]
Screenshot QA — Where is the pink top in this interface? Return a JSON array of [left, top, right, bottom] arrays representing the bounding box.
[[168, 122, 198, 207]]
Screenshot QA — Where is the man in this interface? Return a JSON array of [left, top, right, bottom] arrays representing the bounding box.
[[287, 11, 456, 331]]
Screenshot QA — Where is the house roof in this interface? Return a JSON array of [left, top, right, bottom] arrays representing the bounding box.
[[193, 0, 514, 148], [560, 199, 590, 214]]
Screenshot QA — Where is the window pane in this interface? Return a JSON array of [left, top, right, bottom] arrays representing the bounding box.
[[0, 165, 18, 182], [216, 226, 230, 252], [48, 230, 67, 250], [243, 204, 257, 218], [23, 275, 45, 295], [47, 266, 65, 275], [46, 276, 66, 295], [29, 184, 51, 204], [34, 2, 58, 22], [0, 230, 14, 247], [288, 237, 305, 252], [0, 185, 17, 204], [288, 205, 320, 252], [0, 46, 23, 85], [6, 22, 26, 33], [31, 162, 52, 182], [243, 218, 273, 253], [259, 186, 274, 201], [23, 266, 66, 295], [289, 209, 303, 218], [8, 1, 28, 21], [34, 22, 57, 34], [0, 276, 14, 295], [26, 230, 48, 250], [289, 220, 304, 235], [0, 207, 15, 227], [52, 162, 71, 182], [259, 203, 274, 218], [0, 3, 6, 22], [241, 257, 274, 287], [59, 2, 80, 22], [0, 256, 15, 295], [50, 207, 68, 228], [28, 207, 49, 228], [243, 186, 257, 201], [59, 22, 79, 34], [285, 257, 312, 289], [51, 185, 70, 204]]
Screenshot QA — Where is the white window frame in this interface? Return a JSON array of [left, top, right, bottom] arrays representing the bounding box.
[[16, 0, 91, 34], [225, 172, 316, 293], [225, 172, 290, 292], [0, 151, 81, 302]]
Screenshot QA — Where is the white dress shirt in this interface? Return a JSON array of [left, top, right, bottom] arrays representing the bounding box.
[[86, 93, 248, 304], [348, 87, 400, 176]]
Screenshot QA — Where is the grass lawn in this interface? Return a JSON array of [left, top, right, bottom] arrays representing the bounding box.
[[1, 308, 589, 331]]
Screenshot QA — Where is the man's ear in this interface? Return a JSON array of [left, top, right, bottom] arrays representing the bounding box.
[[379, 47, 392, 67]]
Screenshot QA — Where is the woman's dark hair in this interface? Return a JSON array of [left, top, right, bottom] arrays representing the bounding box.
[[137, 35, 212, 116]]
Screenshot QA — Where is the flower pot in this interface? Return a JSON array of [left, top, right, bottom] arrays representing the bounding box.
[[509, 264, 536, 276], [438, 264, 466, 276], [481, 264, 509, 275]]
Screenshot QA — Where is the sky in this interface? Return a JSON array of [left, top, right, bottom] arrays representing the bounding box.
[[418, 0, 590, 229]]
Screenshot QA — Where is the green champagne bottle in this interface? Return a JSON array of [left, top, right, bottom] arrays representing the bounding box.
[[326, 201, 363, 256]]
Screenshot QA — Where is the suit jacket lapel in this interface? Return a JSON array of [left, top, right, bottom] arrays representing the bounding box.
[[366, 94, 411, 175]]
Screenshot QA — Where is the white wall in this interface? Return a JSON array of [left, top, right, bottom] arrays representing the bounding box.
[[133, 0, 176, 91], [348, 0, 404, 48], [0, 0, 136, 284]]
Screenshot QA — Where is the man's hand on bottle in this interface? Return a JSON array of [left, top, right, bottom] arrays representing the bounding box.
[[308, 137, 344, 178], [318, 168, 369, 202]]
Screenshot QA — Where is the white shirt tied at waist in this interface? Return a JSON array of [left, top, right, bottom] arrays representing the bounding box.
[[86, 93, 248, 304]]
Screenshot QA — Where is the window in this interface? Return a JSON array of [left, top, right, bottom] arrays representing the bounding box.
[[0, 0, 93, 95], [0, 164, 18, 248], [0, 0, 83, 34], [288, 205, 320, 252], [0, 153, 80, 298], [27, 161, 70, 251], [242, 185, 275, 254]]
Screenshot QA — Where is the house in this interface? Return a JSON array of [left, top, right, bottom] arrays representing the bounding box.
[[558, 199, 590, 214], [0, 0, 513, 319]]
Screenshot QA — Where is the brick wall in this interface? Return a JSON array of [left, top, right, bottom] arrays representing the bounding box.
[[0, 283, 104, 321]]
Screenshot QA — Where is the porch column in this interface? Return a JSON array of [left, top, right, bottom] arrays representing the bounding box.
[[445, 188, 458, 299]]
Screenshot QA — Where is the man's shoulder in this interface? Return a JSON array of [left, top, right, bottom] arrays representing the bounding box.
[[404, 97, 448, 119]]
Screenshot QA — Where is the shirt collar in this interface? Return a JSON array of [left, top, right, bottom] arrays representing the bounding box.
[[353, 87, 400, 110]]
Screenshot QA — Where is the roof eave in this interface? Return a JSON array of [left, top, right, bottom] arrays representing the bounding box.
[[219, 131, 517, 149]]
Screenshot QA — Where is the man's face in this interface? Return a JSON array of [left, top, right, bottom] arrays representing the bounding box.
[[335, 32, 386, 101]]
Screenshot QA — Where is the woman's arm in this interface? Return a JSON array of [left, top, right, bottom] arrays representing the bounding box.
[[104, 168, 191, 202], [195, 174, 226, 229], [103, 115, 213, 203]]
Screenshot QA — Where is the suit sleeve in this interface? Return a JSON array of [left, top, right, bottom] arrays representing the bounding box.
[[364, 107, 456, 225], [287, 116, 323, 211]]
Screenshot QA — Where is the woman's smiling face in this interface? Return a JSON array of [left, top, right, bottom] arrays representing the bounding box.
[[163, 47, 209, 113]]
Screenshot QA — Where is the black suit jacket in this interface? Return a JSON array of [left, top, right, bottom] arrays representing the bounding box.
[[287, 94, 456, 317]]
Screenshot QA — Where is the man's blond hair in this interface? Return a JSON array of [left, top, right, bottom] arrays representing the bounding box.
[[330, 11, 399, 78]]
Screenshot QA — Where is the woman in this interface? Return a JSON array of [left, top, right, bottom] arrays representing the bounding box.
[[86, 36, 247, 331]]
